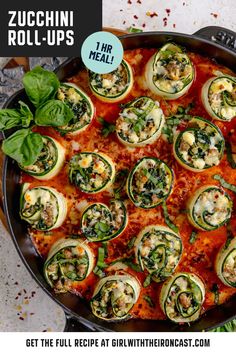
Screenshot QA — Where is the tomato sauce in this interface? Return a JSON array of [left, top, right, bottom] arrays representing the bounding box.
[[22, 48, 236, 321]]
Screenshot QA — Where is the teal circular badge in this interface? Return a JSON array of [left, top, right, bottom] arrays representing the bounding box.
[[81, 31, 124, 74]]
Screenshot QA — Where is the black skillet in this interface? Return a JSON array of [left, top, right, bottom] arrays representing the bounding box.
[[2, 26, 236, 331]]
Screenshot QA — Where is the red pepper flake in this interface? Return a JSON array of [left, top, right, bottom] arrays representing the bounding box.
[[173, 23, 176, 28], [137, 0, 142, 3], [14, 282, 18, 285], [19, 317, 24, 321], [30, 313, 35, 316], [146, 11, 158, 18], [17, 264, 21, 267], [120, 9, 123, 12], [163, 17, 168, 27], [165, 9, 171, 17], [123, 20, 126, 25], [142, 23, 146, 28], [134, 15, 138, 19], [23, 289, 27, 294], [183, 2, 186, 5], [127, 0, 132, 4], [211, 13, 218, 18], [15, 296, 18, 300]]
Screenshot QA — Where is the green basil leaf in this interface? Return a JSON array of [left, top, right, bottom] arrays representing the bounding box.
[[162, 202, 179, 233], [22, 66, 60, 107], [213, 174, 236, 193], [35, 100, 74, 127], [0, 101, 33, 131], [2, 128, 43, 166]]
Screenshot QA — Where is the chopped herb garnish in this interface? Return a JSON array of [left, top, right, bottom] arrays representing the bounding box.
[[211, 283, 220, 305], [98, 117, 116, 137], [143, 274, 152, 287], [127, 237, 136, 250], [226, 142, 236, 169], [127, 27, 143, 33], [143, 295, 155, 308], [189, 231, 198, 244], [93, 247, 107, 278], [213, 174, 236, 193], [162, 202, 179, 233]]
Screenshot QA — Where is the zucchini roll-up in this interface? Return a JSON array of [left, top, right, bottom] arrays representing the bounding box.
[[90, 274, 140, 321], [188, 186, 232, 231], [173, 117, 224, 172], [127, 157, 173, 209], [216, 238, 236, 288], [201, 75, 236, 121], [20, 183, 67, 231], [135, 225, 182, 282], [160, 273, 205, 323], [44, 238, 94, 292], [89, 59, 133, 103], [145, 43, 194, 99], [81, 200, 128, 242], [69, 152, 115, 193], [20, 136, 65, 180], [57, 83, 94, 134], [116, 96, 165, 147]]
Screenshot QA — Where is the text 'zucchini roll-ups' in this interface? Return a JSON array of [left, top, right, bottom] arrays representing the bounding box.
[[173, 117, 224, 172], [135, 225, 182, 282], [57, 83, 94, 134], [44, 238, 94, 292], [20, 183, 67, 231], [216, 237, 236, 288], [20, 136, 65, 180], [201, 73, 236, 121], [127, 157, 173, 209], [88, 59, 133, 103], [69, 152, 115, 193], [160, 273, 205, 323], [90, 274, 140, 321], [188, 186, 232, 231], [145, 43, 194, 99], [116, 96, 165, 147], [81, 200, 128, 242]]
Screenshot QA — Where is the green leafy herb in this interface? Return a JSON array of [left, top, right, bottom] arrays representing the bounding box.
[[2, 128, 43, 166], [211, 283, 220, 305], [23, 66, 60, 107], [213, 174, 236, 193], [143, 295, 155, 308], [143, 274, 152, 288], [127, 27, 143, 33], [189, 231, 198, 244], [162, 104, 194, 143], [162, 202, 179, 233], [0, 101, 33, 131], [35, 100, 74, 127], [113, 169, 129, 199], [98, 117, 116, 137], [226, 142, 236, 169]]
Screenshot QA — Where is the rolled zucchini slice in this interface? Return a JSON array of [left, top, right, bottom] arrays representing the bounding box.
[[145, 43, 194, 99], [127, 157, 174, 209], [90, 274, 140, 321], [160, 272, 205, 323], [116, 96, 165, 147], [135, 225, 182, 282], [89, 59, 133, 103], [173, 117, 225, 172], [216, 238, 236, 287], [69, 152, 115, 194], [81, 200, 128, 242], [188, 185, 232, 231], [57, 83, 94, 134], [44, 238, 94, 292], [19, 136, 65, 180], [201, 74, 236, 121], [20, 183, 67, 231]]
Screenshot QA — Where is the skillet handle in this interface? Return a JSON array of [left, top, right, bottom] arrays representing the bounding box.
[[194, 26, 236, 53], [64, 314, 99, 332]]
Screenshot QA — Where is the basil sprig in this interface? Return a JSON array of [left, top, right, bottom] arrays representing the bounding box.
[[35, 100, 74, 127], [0, 101, 33, 130], [2, 128, 43, 166], [22, 66, 60, 107]]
